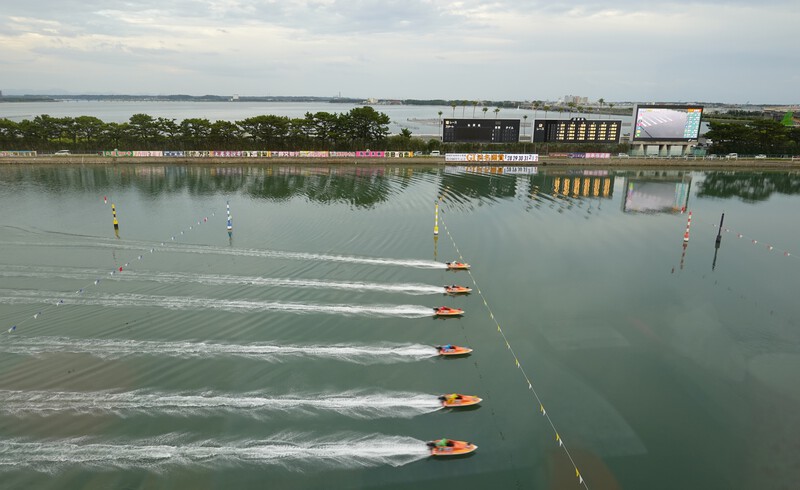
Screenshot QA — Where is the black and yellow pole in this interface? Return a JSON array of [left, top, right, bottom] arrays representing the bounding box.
[[112, 203, 120, 238]]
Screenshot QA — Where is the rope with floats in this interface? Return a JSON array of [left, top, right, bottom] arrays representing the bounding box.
[[439, 206, 589, 489], [2, 198, 217, 337]]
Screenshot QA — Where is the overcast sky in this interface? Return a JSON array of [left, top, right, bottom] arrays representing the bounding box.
[[2, 0, 798, 103]]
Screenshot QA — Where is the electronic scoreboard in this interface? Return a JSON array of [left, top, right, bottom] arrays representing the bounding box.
[[532, 118, 622, 143], [442, 119, 520, 143]]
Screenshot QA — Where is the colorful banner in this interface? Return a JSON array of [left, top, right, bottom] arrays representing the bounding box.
[[355, 151, 386, 158], [568, 152, 611, 159], [444, 166, 538, 175], [0, 151, 37, 157], [445, 153, 538, 162]]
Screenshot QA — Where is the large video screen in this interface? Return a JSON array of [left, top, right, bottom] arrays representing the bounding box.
[[632, 105, 703, 141], [442, 119, 520, 143]]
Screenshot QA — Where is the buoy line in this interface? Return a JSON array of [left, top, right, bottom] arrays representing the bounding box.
[[439, 208, 589, 489], [2, 197, 217, 337], [692, 213, 796, 261]]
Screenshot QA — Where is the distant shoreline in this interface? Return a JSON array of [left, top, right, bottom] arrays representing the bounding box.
[[1, 155, 798, 170]]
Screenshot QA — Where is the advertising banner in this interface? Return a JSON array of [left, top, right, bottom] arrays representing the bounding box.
[[445, 153, 538, 162], [0, 151, 37, 157]]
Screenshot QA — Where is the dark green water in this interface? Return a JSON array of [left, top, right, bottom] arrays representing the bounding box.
[[0, 164, 798, 489]]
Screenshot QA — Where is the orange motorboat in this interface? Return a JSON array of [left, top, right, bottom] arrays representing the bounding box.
[[434, 306, 464, 317], [427, 439, 478, 457], [439, 394, 482, 408], [445, 261, 471, 270], [444, 284, 472, 294], [436, 344, 473, 356]]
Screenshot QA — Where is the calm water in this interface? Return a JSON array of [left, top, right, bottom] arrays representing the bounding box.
[[0, 164, 798, 489]]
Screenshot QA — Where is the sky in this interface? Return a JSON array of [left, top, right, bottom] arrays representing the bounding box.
[[1, 0, 798, 104]]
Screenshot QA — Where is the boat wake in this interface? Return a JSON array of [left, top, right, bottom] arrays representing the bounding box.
[[0, 265, 446, 295], [0, 389, 444, 419], [0, 433, 430, 472], [1, 241, 448, 269], [0, 337, 439, 364], [0, 290, 435, 318]]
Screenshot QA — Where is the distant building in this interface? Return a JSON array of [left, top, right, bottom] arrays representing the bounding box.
[[561, 95, 589, 105]]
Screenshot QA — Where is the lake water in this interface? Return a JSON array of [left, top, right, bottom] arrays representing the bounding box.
[[0, 164, 798, 489]]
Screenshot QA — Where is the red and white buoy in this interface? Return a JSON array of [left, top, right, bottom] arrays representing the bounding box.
[[683, 211, 692, 242]]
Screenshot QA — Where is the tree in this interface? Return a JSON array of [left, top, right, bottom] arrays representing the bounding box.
[[451, 102, 457, 118], [209, 120, 240, 149], [472, 101, 478, 117], [180, 118, 212, 149], [128, 113, 160, 149], [400, 128, 412, 139], [598, 98, 605, 118], [493, 107, 500, 119], [0, 118, 22, 147], [482, 107, 489, 118], [437, 111, 443, 139], [238, 115, 290, 147], [101, 122, 129, 150], [74, 116, 105, 149], [340, 106, 390, 147]]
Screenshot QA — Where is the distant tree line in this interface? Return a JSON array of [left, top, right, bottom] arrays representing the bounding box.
[[0, 107, 425, 152], [705, 120, 800, 155]]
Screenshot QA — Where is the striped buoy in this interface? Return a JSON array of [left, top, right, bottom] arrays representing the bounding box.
[[683, 211, 692, 242]]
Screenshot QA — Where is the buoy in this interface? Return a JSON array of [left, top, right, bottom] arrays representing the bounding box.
[[682, 211, 692, 242], [119, 266, 123, 272], [434, 200, 439, 236], [104, 196, 107, 204], [112, 204, 119, 230]]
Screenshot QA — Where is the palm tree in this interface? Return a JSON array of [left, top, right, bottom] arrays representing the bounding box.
[[482, 107, 489, 118], [437, 111, 443, 139], [522, 115, 528, 139], [543, 105, 550, 119], [472, 101, 478, 118], [598, 98, 605, 118], [567, 102, 576, 119], [493, 107, 500, 119], [450, 102, 457, 118], [461, 101, 466, 118]]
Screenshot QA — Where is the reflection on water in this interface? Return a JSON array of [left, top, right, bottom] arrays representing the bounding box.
[[697, 171, 800, 202], [1, 164, 799, 489]]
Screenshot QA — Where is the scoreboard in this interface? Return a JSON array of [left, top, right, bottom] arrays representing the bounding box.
[[442, 119, 520, 143], [532, 118, 621, 143]]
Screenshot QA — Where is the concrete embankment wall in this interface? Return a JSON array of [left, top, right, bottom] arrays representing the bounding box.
[[1, 155, 798, 170]]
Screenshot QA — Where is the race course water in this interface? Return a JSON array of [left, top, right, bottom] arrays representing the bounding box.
[[0, 163, 799, 489]]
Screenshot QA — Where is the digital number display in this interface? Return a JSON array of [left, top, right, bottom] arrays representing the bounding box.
[[532, 119, 621, 143]]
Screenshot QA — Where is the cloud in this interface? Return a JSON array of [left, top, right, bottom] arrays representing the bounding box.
[[1, 0, 798, 102]]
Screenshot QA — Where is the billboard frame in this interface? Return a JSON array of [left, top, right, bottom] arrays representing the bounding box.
[[631, 104, 704, 142]]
